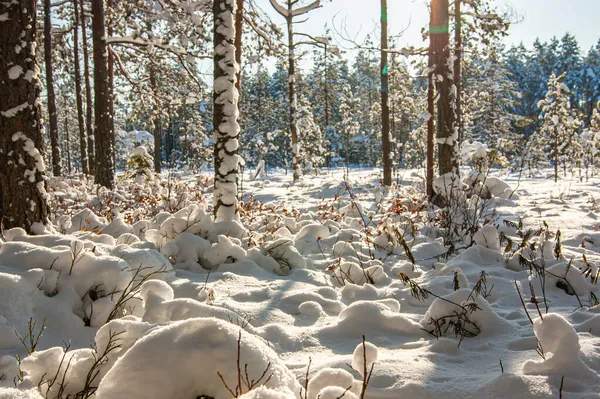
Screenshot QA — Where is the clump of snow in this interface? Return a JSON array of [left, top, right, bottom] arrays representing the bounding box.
[[522, 313, 591, 376], [351, 340, 378, 376], [95, 318, 301, 398]]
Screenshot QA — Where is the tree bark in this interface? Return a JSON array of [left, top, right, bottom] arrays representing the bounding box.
[[44, 0, 62, 176], [454, 0, 462, 145], [73, 0, 88, 174], [380, 0, 392, 186], [213, 0, 241, 221], [65, 113, 72, 174], [149, 67, 162, 173], [107, 0, 115, 169], [234, 0, 244, 93], [286, 9, 300, 181], [431, 0, 458, 176], [91, 0, 115, 188], [0, 0, 49, 232], [81, 0, 95, 173], [427, 44, 435, 201]]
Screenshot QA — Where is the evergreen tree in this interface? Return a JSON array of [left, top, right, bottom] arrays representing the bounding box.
[[538, 72, 581, 182]]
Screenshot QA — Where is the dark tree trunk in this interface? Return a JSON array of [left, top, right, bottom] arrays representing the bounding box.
[[91, 0, 114, 188], [427, 46, 435, 201], [149, 67, 162, 173], [454, 0, 462, 144], [73, 0, 88, 174], [81, 0, 95, 173], [431, 0, 458, 176], [380, 0, 392, 186], [324, 44, 330, 127], [65, 114, 72, 174], [213, 0, 241, 221], [107, 0, 115, 169], [44, 0, 62, 176], [234, 0, 244, 93], [0, 0, 49, 232]]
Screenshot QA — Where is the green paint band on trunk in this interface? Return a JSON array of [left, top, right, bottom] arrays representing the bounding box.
[[381, 10, 387, 22], [430, 24, 449, 34]]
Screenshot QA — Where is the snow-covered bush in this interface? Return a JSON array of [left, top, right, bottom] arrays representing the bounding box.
[[126, 146, 154, 184]]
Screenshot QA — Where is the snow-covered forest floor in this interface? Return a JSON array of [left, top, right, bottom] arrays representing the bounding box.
[[1, 167, 600, 399]]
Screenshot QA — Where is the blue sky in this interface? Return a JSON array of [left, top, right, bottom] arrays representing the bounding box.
[[254, 0, 599, 61]]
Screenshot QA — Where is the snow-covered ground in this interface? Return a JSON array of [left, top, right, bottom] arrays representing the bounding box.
[[1, 167, 600, 399]]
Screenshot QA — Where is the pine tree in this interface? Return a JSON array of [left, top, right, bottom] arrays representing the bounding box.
[[91, 0, 115, 188], [538, 72, 581, 182], [0, 0, 49, 232]]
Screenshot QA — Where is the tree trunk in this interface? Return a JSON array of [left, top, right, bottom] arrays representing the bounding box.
[[213, 0, 241, 221], [380, 0, 392, 186], [73, 0, 88, 174], [431, 0, 457, 176], [44, 0, 62, 177], [287, 9, 300, 181], [234, 0, 244, 93], [0, 0, 49, 232], [65, 113, 72, 174], [324, 44, 330, 127], [91, 0, 114, 188], [454, 0, 462, 145], [149, 67, 161, 173], [107, 0, 115, 169], [427, 49, 435, 201], [81, 0, 95, 173]]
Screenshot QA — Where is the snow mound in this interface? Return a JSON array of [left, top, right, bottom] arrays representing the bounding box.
[[421, 289, 509, 337], [307, 368, 358, 399], [319, 301, 422, 339], [522, 313, 591, 376], [95, 318, 301, 399]]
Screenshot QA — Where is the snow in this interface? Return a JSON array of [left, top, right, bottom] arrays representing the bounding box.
[[1, 168, 600, 398], [7, 65, 23, 80]]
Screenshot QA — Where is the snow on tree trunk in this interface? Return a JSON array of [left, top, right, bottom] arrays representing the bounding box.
[[0, 0, 49, 232], [44, 0, 62, 177], [73, 0, 89, 175], [213, 0, 242, 222], [431, 0, 458, 176], [380, 0, 392, 186], [81, 0, 95, 174], [92, 0, 115, 189]]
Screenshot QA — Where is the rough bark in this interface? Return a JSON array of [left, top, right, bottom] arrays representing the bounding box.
[[149, 67, 162, 173], [91, 0, 115, 188], [44, 0, 62, 176], [380, 0, 392, 186], [454, 0, 462, 144], [0, 0, 49, 232], [427, 41, 435, 201], [234, 0, 244, 93], [65, 113, 72, 174], [431, 0, 458, 176], [81, 0, 95, 172], [73, 0, 88, 174], [107, 0, 115, 168], [213, 0, 241, 221]]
